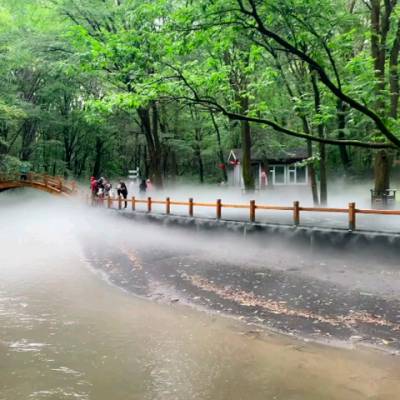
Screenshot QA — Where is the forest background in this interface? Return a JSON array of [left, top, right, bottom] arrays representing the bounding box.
[[1, 0, 400, 205]]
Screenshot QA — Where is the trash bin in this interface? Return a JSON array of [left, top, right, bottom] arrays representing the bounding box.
[[19, 165, 29, 181], [370, 189, 397, 209]]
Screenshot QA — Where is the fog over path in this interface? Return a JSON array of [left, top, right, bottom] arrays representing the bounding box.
[[1, 189, 400, 400], [119, 180, 400, 233]]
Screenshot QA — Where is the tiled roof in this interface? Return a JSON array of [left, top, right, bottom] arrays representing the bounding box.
[[228, 147, 308, 162]]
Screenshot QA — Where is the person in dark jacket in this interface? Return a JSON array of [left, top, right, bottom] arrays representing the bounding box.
[[139, 179, 147, 195], [117, 180, 128, 208]]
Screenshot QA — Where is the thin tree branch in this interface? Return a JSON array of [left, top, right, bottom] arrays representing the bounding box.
[[168, 93, 395, 149], [236, 0, 400, 148]]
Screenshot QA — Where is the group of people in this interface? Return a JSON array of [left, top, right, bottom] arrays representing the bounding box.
[[90, 176, 152, 208]]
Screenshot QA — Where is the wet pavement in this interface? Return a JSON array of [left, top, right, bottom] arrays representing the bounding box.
[[85, 239, 400, 353], [2, 189, 400, 400]]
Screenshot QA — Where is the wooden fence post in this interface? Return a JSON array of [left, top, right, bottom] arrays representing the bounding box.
[[189, 198, 194, 217], [118, 196, 122, 210], [349, 202, 356, 231], [147, 197, 152, 212], [107, 196, 112, 208], [166, 197, 170, 214], [250, 200, 256, 223], [293, 201, 300, 226], [216, 199, 222, 219], [132, 196, 136, 211]]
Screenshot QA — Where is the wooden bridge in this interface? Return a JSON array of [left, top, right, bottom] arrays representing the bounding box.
[[0, 172, 77, 196]]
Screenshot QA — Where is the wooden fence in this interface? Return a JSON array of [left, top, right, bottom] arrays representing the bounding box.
[[90, 195, 400, 232]]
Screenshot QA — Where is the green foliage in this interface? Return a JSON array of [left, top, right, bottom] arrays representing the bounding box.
[[1, 0, 399, 185]]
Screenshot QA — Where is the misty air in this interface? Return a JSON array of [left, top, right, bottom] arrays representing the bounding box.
[[1, 1, 400, 400]]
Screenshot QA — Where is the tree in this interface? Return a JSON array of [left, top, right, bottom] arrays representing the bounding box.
[[158, 0, 398, 202], [2, 0, 400, 204], [56, 0, 175, 187]]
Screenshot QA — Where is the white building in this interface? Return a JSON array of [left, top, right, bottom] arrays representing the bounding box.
[[227, 148, 309, 188]]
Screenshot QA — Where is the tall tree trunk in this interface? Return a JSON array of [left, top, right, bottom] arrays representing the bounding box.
[[389, 19, 400, 119], [370, 0, 394, 194], [272, 51, 319, 203], [301, 116, 319, 205], [162, 146, 169, 178], [92, 137, 103, 177], [150, 102, 163, 187], [307, 139, 319, 206], [225, 45, 253, 191], [336, 100, 351, 171], [20, 120, 37, 161], [374, 149, 391, 193], [0, 126, 7, 157], [64, 142, 73, 174], [194, 142, 204, 183], [210, 112, 228, 182], [319, 144, 328, 206], [0, 124, 9, 168], [194, 129, 204, 183], [311, 73, 327, 205], [240, 96, 254, 192], [75, 150, 88, 177], [137, 104, 163, 188], [143, 145, 149, 179], [190, 107, 205, 183], [135, 142, 141, 172], [170, 150, 178, 181]]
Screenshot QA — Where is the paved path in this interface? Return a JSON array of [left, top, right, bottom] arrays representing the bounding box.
[[84, 237, 400, 353]]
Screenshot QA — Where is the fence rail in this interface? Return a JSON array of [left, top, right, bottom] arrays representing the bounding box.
[[91, 195, 400, 232]]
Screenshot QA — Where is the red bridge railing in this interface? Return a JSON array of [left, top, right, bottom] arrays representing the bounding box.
[[0, 172, 77, 195]]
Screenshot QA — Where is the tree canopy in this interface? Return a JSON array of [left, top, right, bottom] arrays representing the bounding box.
[[1, 0, 400, 202]]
